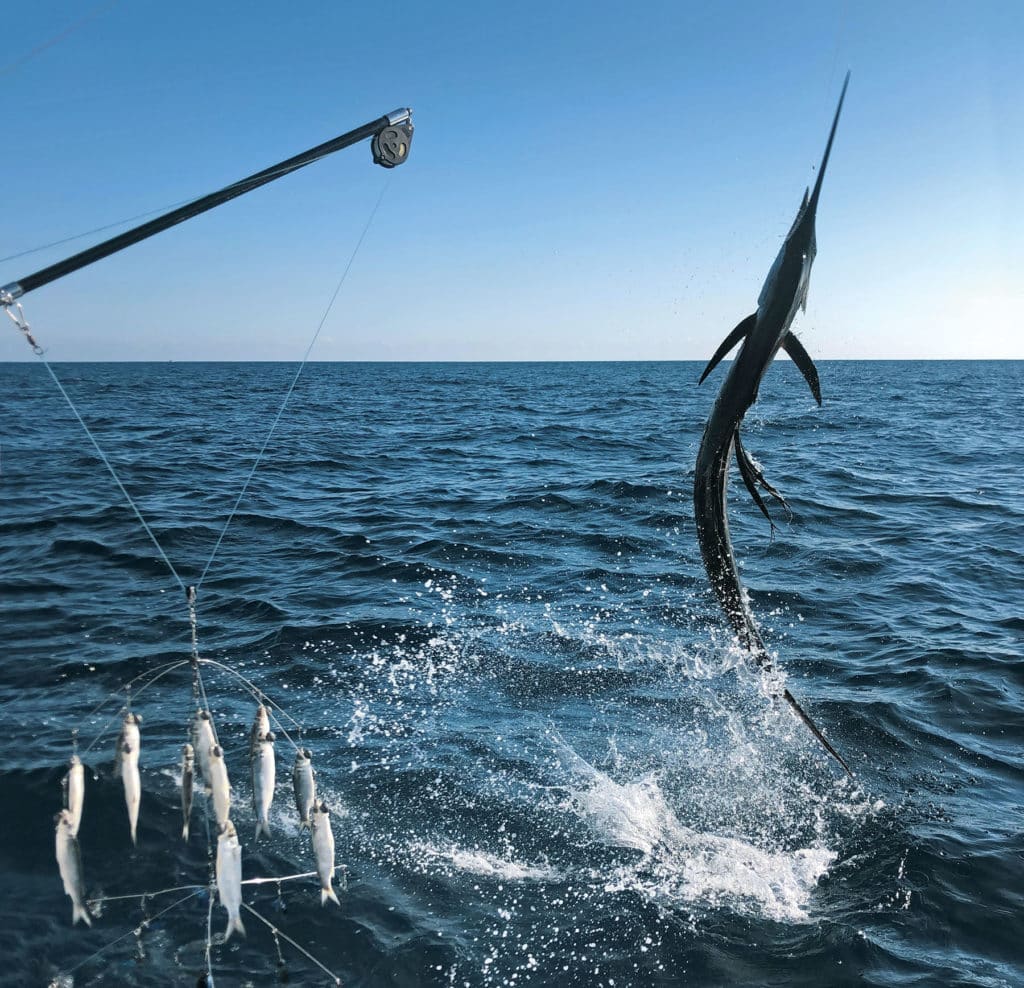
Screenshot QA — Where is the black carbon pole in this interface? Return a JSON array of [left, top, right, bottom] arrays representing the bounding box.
[[1, 108, 413, 300]]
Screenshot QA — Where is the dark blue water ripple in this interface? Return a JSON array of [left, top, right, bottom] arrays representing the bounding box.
[[1, 360, 1022, 987]]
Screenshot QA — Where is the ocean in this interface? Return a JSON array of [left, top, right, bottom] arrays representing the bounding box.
[[1, 359, 1021, 987]]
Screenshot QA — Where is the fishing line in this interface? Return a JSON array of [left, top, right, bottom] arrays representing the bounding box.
[[63, 887, 201, 976], [88, 883, 203, 905], [111, 658, 190, 705], [203, 883, 215, 983], [78, 708, 122, 760], [80, 660, 191, 754], [241, 902, 342, 985], [194, 653, 219, 988], [0, 197, 194, 265], [198, 657, 305, 749], [814, 0, 851, 169], [76, 656, 188, 739], [197, 760, 216, 983], [196, 175, 392, 592], [0, 0, 121, 79], [33, 356, 188, 592], [197, 658, 304, 730], [186, 592, 217, 988], [2, 298, 184, 594], [825, 0, 850, 96], [194, 662, 219, 748], [197, 655, 303, 757]]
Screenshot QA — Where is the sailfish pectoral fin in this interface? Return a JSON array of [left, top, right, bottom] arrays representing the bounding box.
[[698, 313, 756, 384], [734, 431, 792, 531], [781, 331, 822, 405]]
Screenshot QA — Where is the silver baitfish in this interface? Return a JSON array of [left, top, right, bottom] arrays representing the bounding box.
[[310, 801, 339, 906], [208, 744, 232, 829], [64, 754, 85, 838], [215, 820, 245, 940], [249, 704, 270, 756], [55, 809, 91, 926], [191, 709, 216, 787], [180, 743, 195, 840], [251, 731, 275, 839], [116, 712, 141, 845], [292, 748, 316, 830]]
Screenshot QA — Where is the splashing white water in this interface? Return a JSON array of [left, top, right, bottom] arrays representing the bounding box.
[[563, 746, 836, 923], [413, 842, 561, 883]]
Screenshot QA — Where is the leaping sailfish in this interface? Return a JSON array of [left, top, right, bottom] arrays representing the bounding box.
[[693, 72, 853, 775]]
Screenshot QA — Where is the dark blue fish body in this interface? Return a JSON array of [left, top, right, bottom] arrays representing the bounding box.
[[694, 74, 852, 775]]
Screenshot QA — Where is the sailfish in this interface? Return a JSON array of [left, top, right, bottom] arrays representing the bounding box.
[[693, 73, 853, 775]]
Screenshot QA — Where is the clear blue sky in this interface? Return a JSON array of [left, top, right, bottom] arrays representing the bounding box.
[[1, 0, 1020, 361]]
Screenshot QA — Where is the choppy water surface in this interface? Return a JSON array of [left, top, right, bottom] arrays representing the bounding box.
[[1, 360, 1021, 987]]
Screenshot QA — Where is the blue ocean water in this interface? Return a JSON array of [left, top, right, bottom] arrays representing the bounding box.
[[0, 359, 1021, 987]]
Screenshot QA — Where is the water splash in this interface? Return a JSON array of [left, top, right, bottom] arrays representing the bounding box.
[[557, 742, 838, 923], [413, 842, 561, 883]]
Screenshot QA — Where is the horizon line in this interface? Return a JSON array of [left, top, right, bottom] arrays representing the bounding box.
[[2, 356, 1021, 365]]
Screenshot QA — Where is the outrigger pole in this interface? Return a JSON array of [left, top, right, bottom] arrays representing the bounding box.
[[1, 108, 413, 301]]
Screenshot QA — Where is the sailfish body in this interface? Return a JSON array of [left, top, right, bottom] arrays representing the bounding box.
[[694, 73, 852, 774]]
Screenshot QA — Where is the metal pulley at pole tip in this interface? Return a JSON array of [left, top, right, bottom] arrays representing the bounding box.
[[372, 108, 414, 168]]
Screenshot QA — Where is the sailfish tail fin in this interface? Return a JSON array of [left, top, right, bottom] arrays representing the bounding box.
[[782, 688, 853, 776]]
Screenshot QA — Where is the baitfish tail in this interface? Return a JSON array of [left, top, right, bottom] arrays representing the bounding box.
[[224, 915, 246, 940], [321, 887, 340, 906], [72, 902, 92, 927], [254, 820, 271, 840]]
